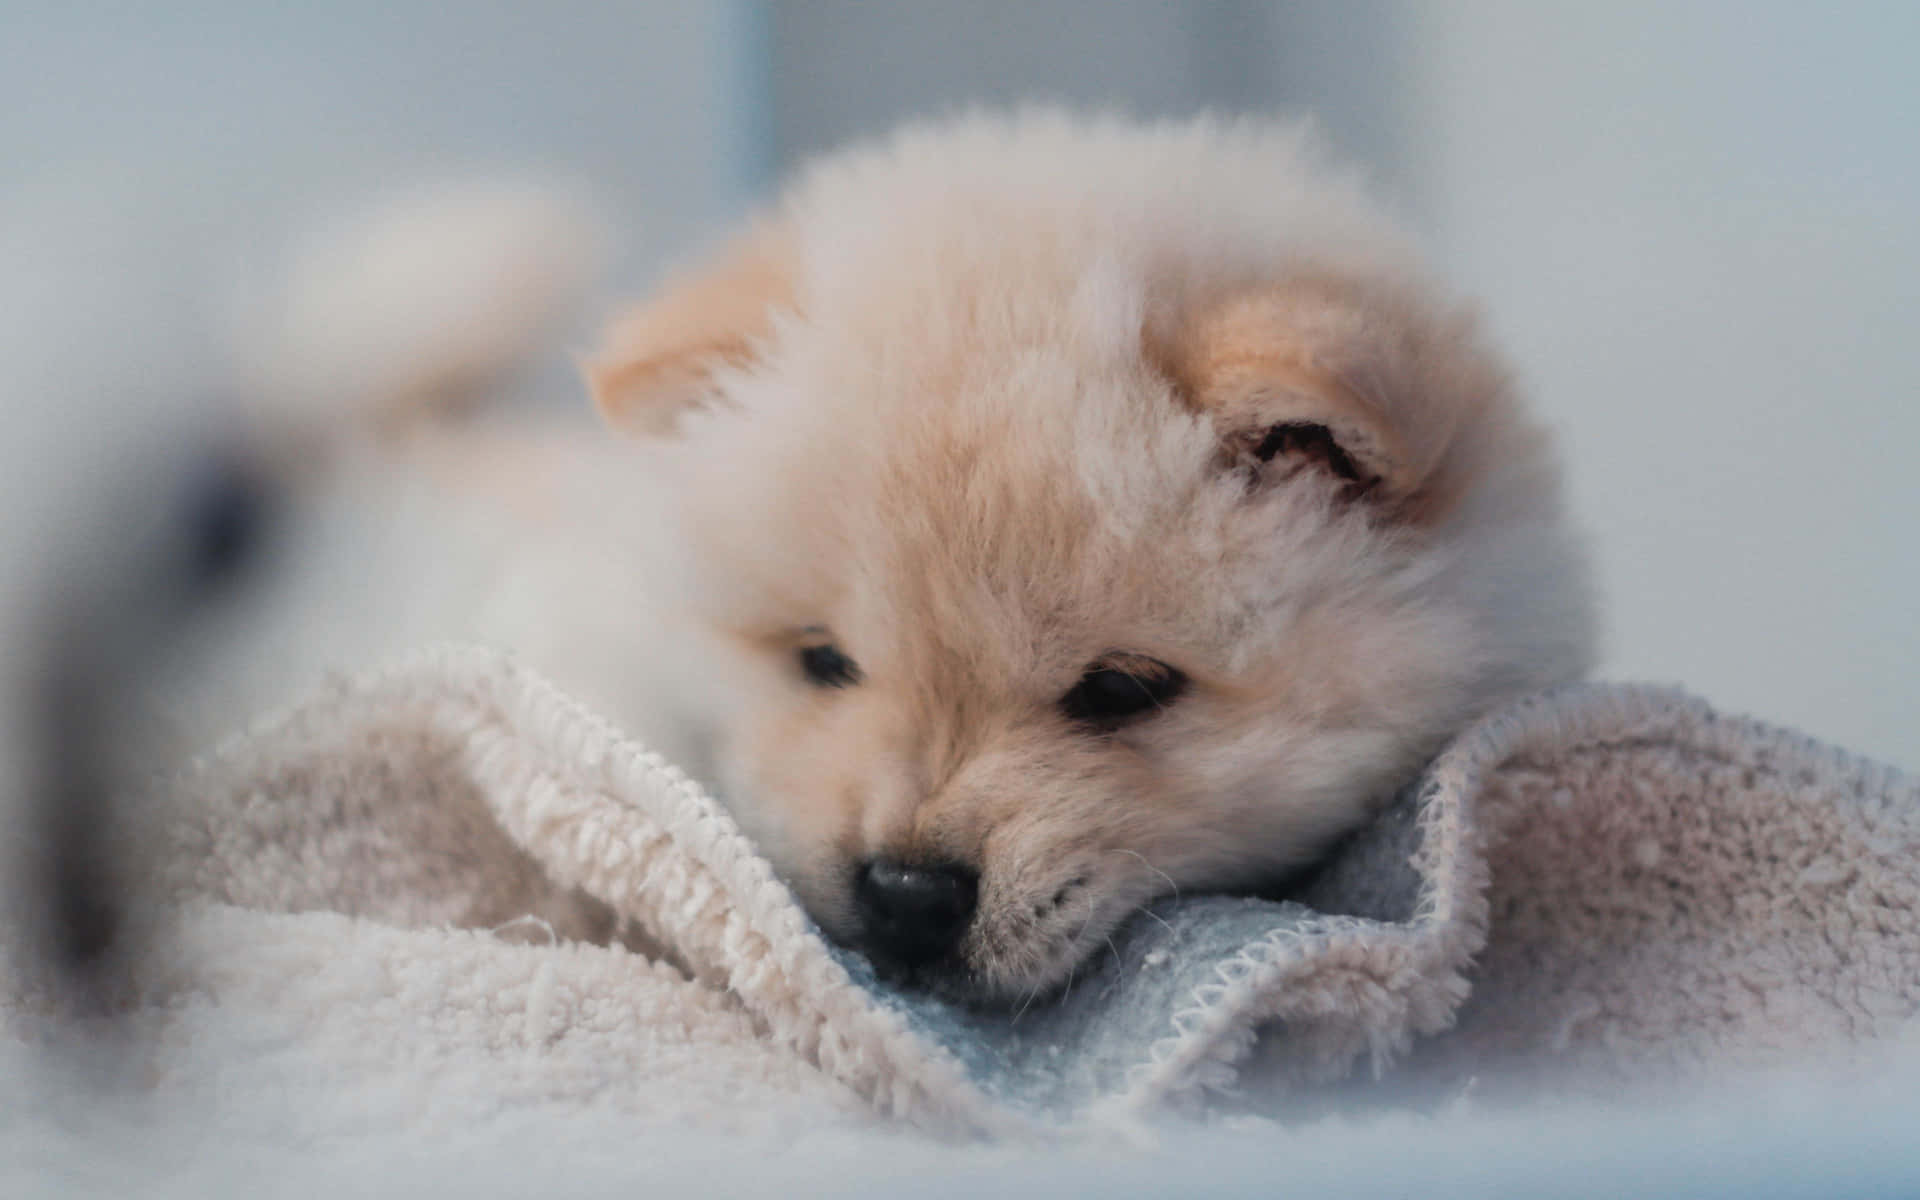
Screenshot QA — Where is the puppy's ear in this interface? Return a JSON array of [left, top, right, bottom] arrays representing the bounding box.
[[1159, 277, 1480, 514], [586, 224, 794, 435]]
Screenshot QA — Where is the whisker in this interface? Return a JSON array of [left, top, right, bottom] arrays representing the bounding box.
[[1114, 848, 1181, 903], [1136, 904, 1177, 937], [1072, 886, 1099, 942], [1010, 969, 1043, 1025]]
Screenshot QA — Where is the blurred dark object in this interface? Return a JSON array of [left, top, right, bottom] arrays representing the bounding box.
[[32, 633, 117, 974], [20, 443, 281, 1006]]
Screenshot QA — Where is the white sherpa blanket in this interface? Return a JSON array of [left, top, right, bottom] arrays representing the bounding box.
[[4, 645, 1918, 1153]]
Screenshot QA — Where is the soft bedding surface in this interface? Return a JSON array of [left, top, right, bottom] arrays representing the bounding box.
[[3, 644, 1917, 1189]]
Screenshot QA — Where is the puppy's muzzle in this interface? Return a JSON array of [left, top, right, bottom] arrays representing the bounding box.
[[854, 859, 977, 972]]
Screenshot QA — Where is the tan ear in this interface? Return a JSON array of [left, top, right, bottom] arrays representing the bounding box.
[[1159, 277, 1472, 508], [585, 224, 795, 435]]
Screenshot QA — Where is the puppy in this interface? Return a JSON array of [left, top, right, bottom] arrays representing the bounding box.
[[585, 112, 1596, 1005]]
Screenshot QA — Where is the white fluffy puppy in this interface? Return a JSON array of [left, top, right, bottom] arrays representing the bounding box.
[[584, 112, 1596, 1003]]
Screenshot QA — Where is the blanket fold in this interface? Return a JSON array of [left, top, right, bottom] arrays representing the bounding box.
[[12, 645, 1918, 1136]]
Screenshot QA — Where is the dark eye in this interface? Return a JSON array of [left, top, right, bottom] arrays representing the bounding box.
[[798, 642, 861, 689], [1060, 657, 1187, 728]]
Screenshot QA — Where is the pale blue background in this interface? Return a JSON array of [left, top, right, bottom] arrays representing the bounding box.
[[6, 1, 1914, 768]]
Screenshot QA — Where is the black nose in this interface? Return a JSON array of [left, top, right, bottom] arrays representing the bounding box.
[[854, 860, 978, 970]]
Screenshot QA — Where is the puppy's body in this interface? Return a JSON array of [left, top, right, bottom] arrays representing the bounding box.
[[583, 113, 1596, 1002], [164, 114, 1590, 1007]]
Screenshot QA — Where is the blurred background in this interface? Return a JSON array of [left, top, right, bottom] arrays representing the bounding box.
[[5, 1, 1915, 768]]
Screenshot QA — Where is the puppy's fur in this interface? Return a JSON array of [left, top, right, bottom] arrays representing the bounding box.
[[585, 112, 1595, 1003]]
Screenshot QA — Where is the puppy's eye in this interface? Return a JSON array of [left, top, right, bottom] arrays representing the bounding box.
[[798, 642, 861, 689], [1060, 657, 1187, 727]]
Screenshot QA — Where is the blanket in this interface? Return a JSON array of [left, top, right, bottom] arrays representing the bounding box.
[[4, 645, 1917, 1149]]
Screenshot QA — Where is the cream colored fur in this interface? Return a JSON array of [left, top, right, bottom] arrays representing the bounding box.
[[587, 112, 1596, 1002]]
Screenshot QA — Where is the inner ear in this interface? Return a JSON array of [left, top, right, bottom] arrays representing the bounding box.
[[1249, 421, 1373, 490], [1155, 282, 1433, 502], [585, 222, 794, 436]]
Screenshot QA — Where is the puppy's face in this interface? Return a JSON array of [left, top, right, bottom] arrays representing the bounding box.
[[683, 380, 1472, 1006], [590, 128, 1592, 1004]]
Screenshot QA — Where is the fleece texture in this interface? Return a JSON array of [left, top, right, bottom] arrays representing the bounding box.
[[3, 646, 1916, 1143]]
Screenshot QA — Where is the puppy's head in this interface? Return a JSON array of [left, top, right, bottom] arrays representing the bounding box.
[[590, 116, 1593, 1004]]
